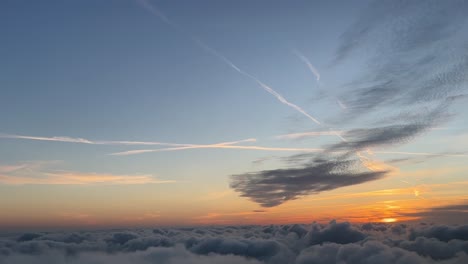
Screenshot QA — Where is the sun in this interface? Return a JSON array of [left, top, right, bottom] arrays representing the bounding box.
[[382, 218, 397, 223]]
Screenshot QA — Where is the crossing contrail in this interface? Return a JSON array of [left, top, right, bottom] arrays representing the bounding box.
[[0, 133, 256, 148], [133, 1, 468, 165], [193, 37, 321, 125], [111, 145, 326, 156], [135, 0, 322, 126]]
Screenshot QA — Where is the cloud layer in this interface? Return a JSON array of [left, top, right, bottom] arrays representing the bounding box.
[[1, 221, 467, 264]]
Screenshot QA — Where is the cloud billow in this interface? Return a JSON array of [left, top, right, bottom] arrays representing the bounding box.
[[1, 221, 468, 264]]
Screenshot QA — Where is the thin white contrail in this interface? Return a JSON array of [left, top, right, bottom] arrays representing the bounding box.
[[194, 37, 321, 125], [111, 145, 326, 156], [0, 134, 95, 144], [136, 0, 172, 25], [0, 133, 256, 148], [110, 145, 468, 158], [275, 128, 348, 142], [374, 151, 468, 157], [193, 38, 244, 73], [293, 49, 320, 81], [3, 133, 464, 158], [0, 133, 324, 155], [292, 49, 380, 172], [290, 50, 352, 139], [275, 131, 344, 140], [134, 2, 468, 163], [253, 79, 321, 125], [291, 49, 352, 141], [136, 0, 322, 126], [337, 99, 347, 110]]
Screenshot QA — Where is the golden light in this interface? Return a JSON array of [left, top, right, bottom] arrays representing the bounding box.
[[382, 218, 397, 223]]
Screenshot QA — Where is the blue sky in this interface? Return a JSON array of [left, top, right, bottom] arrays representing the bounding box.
[[1, 0, 468, 229], [0, 0, 367, 173]]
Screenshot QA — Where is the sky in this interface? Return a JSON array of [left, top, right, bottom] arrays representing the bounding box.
[[1, 0, 468, 231]]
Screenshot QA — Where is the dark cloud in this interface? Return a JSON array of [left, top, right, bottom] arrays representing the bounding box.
[[391, 224, 407, 236], [401, 203, 468, 226], [385, 149, 468, 166], [16, 233, 41, 242], [362, 223, 387, 232], [106, 232, 138, 245], [336, 0, 467, 63], [231, 0, 468, 208], [123, 236, 174, 252], [306, 221, 366, 245], [187, 237, 293, 264], [328, 0, 468, 131], [397, 236, 468, 260], [408, 57, 468, 104], [329, 123, 427, 153], [287, 224, 308, 239], [328, 99, 454, 156], [296, 240, 433, 264], [0, 245, 263, 264], [2, 222, 468, 263], [230, 159, 387, 207], [332, 0, 468, 125], [409, 224, 468, 242], [338, 81, 400, 119], [39, 233, 88, 244]]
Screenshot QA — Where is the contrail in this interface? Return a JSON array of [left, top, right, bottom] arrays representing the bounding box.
[[135, 0, 322, 126], [193, 38, 244, 73], [0, 133, 256, 148], [111, 145, 326, 156], [111, 144, 468, 157], [274, 131, 344, 140], [292, 47, 431, 179], [337, 99, 347, 109], [0, 134, 95, 144], [374, 151, 468, 157], [5, 132, 465, 158], [291, 50, 352, 137], [136, 0, 172, 26], [292, 50, 351, 141], [293, 49, 320, 81], [253, 79, 321, 125], [194, 38, 321, 124], [0, 132, 325, 155], [292, 49, 379, 173], [133, 2, 468, 164]]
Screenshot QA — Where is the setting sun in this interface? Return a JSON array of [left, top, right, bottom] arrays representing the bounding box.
[[382, 218, 397, 223]]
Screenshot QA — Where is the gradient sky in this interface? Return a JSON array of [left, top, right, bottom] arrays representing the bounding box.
[[1, 0, 468, 230]]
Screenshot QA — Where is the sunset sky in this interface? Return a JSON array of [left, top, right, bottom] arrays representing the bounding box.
[[1, 0, 468, 230]]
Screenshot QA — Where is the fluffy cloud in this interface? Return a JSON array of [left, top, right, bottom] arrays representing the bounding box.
[[296, 241, 431, 264], [409, 224, 468, 242], [0, 245, 263, 264], [1, 221, 468, 264], [306, 221, 366, 246]]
